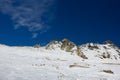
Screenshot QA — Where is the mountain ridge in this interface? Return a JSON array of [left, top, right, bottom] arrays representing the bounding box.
[[45, 39, 120, 60], [1, 38, 120, 60]]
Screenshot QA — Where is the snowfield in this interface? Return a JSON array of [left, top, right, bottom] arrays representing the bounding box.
[[0, 42, 120, 80]]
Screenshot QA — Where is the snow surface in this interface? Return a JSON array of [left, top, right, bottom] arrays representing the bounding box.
[[0, 44, 120, 80]]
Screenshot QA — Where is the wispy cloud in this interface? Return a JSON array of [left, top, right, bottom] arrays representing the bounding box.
[[0, 0, 56, 37], [32, 33, 38, 38]]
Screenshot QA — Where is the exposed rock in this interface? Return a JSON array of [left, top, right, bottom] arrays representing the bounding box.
[[103, 40, 117, 48], [61, 38, 76, 52], [33, 44, 41, 48], [104, 40, 115, 45], [102, 70, 114, 74], [87, 43, 99, 50], [102, 52, 111, 59], [76, 47, 88, 59]]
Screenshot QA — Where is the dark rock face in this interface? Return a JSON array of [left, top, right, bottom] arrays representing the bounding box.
[[103, 40, 117, 48], [61, 39, 76, 52], [99, 52, 111, 59], [87, 43, 99, 50], [76, 47, 88, 59], [104, 40, 114, 45]]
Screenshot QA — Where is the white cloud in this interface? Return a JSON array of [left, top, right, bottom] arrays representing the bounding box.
[[32, 33, 38, 38], [0, 0, 56, 37]]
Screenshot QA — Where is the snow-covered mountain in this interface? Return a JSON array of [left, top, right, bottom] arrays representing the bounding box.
[[0, 39, 120, 80], [46, 39, 120, 60]]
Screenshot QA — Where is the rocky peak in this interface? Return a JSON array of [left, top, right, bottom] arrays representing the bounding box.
[[45, 38, 77, 52], [61, 38, 77, 52], [104, 40, 114, 45], [103, 40, 117, 48], [45, 39, 88, 59]]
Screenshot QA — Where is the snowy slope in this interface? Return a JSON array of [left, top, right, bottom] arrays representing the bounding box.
[[0, 40, 120, 80], [80, 43, 120, 60]]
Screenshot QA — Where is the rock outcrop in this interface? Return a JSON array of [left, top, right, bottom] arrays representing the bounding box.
[[61, 38, 77, 52]]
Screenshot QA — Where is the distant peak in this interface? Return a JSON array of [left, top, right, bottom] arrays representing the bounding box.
[[103, 40, 115, 45], [62, 38, 70, 42], [61, 38, 77, 52], [61, 38, 76, 46], [103, 40, 118, 48], [45, 38, 77, 52]]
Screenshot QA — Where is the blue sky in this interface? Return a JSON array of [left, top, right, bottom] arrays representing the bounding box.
[[0, 0, 120, 46]]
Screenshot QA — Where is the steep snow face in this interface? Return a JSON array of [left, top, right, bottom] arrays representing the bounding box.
[[0, 41, 120, 80], [45, 40, 62, 50]]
